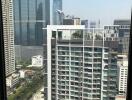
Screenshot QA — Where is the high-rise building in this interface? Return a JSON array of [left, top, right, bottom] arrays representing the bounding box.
[[63, 18, 74, 25], [14, 0, 50, 46], [31, 55, 43, 67], [53, 0, 63, 25], [104, 25, 120, 42], [104, 24, 130, 54], [90, 21, 97, 28], [117, 55, 128, 95], [2, 0, 15, 76], [114, 19, 130, 54], [114, 19, 131, 26], [118, 28, 130, 54], [90, 20, 101, 28], [44, 25, 118, 100], [81, 20, 88, 28]]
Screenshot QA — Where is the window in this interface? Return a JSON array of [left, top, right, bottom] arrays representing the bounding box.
[[52, 31, 56, 38]]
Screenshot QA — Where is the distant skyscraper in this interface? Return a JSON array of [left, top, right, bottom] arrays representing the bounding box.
[[90, 21, 97, 28], [53, 0, 63, 25], [44, 25, 118, 100], [2, 0, 15, 76], [114, 19, 130, 54], [81, 20, 88, 28], [14, 0, 50, 46]]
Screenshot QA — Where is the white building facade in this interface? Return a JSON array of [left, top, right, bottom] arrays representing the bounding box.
[[6, 74, 19, 88], [32, 55, 43, 67], [117, 55, 128, 95], [44, 25, 119, 100], [19, 70, 25, 78]]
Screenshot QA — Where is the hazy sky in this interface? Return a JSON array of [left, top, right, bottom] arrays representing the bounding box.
[[63, 0, 132, 26]]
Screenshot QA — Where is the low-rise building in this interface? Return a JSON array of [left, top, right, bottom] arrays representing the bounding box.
[[19, 70, 35, 78], [63, 19, 74, 25], [115, 95, 126, 100], [73, 17, 81, 25], [32, 55, 43, 67], [6, 74, 19, 88], [19, 70, 25, 78]]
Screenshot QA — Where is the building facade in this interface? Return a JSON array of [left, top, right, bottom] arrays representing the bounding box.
[[104, 25, 119, 43], [63, 18, 74, 25], [2, 0, 15, 76], [53, 0, 63, 25], [31, 55, 43, 67], [114, 20, 131, 26], [44, 25, 118, 100], [81, 20, 88, 28], [19, 70, 25, 78], [118, 28, 130, 54], [63, 17, 81, 25], [114, 19, 130, 54], [115, 95, 126, 100], [104, 24, 130, 54], [90, 21, 97, 28], [73, 18, 81, 25], [13, 0, 50, 46], [117, 55, 128, 95], [6, 73, 19, 88]]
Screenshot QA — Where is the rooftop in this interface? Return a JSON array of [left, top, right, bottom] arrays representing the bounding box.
[[115, 95, 126, 99]]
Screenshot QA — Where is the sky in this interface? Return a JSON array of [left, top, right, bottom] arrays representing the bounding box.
[[63, 0, 132, 27]]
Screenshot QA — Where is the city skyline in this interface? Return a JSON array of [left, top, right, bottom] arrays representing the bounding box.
[[14, 0, 50, 46], [1, 0, 130, 99], [63, 0, 131, 27]]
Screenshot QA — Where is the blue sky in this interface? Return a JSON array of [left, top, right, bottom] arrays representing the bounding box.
[[63, 0, 132, 26]]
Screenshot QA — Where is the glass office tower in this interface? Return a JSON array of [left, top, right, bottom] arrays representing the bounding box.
[[53, 0, 63, 25], [14, 0, 50, 46]]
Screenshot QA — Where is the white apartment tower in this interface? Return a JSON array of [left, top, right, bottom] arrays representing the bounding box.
[[44, 25, 118, 100], [1, 0, 15, 76], [117, 55, 128, 95]]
